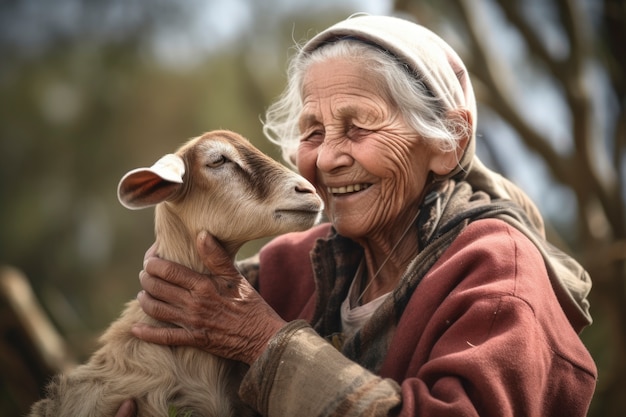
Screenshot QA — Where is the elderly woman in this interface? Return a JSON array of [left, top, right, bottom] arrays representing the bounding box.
[[117, 14, 596, 417]]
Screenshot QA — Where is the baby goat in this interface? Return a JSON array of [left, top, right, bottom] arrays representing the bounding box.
[[29, 130, 323, 417]]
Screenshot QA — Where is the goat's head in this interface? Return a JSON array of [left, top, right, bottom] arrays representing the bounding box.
[[117, 130, 323, 261]]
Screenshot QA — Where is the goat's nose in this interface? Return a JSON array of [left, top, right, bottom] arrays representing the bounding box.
[[295, 180, 316, 194]]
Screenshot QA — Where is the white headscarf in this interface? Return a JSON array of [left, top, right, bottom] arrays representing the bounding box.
[[301, 15, 543, 224]]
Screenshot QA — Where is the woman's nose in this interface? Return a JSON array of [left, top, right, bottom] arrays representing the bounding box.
[[316, 137, 353, 172]]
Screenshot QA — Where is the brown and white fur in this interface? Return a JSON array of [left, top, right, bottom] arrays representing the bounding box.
[[28, 130, 323, 417]]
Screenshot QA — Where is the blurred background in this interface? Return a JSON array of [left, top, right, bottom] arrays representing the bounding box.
[[0, 0, 624, 415]]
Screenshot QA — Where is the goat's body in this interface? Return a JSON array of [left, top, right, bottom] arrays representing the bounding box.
[[29, 300, 252, 417], [28, 130, 321, 417]]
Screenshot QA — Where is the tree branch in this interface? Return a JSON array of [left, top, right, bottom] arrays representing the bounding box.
[[494, 0, 567, 78], [454, 0, 571, 182]]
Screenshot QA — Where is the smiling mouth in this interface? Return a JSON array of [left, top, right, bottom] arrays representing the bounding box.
[[327, 183, 371, 195]]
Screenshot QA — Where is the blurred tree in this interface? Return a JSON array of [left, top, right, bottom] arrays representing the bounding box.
[[394, 0, 625, 416]]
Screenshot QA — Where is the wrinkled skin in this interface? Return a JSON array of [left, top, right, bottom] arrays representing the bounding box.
[[134, 232, 286, 365], [296, 57, 459, 301], [115, 57, 463, 417]]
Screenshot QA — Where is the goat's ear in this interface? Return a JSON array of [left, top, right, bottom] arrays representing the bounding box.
[[117, 154, 185, 210]]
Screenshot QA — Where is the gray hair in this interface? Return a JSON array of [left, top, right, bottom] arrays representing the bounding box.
[[262, 39, 471, 167]]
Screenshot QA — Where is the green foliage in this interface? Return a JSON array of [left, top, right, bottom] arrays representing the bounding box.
[[168, 405, 194, 417]]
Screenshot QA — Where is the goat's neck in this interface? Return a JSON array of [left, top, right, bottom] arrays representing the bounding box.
[[154, 205, 243, 273]]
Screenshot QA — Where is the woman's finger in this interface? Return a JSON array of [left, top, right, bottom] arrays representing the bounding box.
[[142, 242, 158, 268], [138, 268, 190, 302], [144, 255, 205, 290], [136, 290, 188, 325], [131, 322, 202, 347], [196, 231, 240, 276], [114, 399, 137, 417]]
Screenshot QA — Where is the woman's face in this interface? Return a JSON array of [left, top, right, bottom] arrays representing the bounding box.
[[296, 57, 451, 240]]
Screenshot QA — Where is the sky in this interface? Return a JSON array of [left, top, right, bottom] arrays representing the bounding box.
[[150, 0, 393, 68]]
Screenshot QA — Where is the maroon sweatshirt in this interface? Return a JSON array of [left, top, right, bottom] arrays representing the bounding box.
[[240, 219, 597, 417]]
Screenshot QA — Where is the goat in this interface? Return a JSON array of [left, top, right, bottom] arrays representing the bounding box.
[[28, 130, 323, 417]]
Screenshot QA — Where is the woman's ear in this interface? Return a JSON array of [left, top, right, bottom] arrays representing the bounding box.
[[428, 108, 472, 177]]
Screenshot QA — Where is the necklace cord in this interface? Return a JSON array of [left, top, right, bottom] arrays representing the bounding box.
[[354, 206, 423, 305]]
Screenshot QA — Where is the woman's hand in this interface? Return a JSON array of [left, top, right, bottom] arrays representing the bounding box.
[[132, 232, 286, 364]]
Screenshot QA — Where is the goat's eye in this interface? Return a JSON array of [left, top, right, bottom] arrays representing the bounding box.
[[206, 155, 229, 168]]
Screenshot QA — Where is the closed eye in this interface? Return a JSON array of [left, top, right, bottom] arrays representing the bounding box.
[[300, 129, 324, 144], [347, 124, 372, 138], [206, 155, 230, 168]]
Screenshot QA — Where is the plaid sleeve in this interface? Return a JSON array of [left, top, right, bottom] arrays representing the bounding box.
[[236, 254, 260, 288]]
